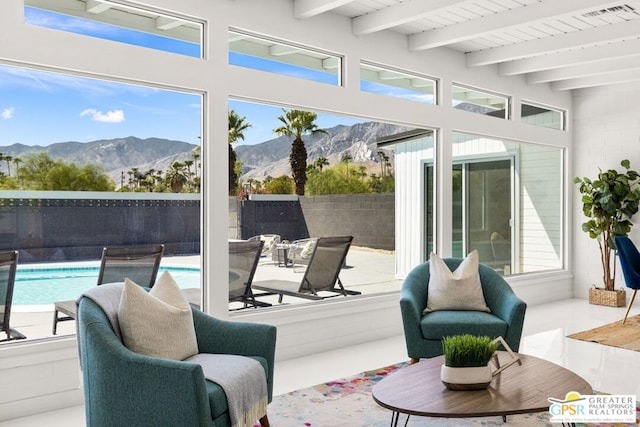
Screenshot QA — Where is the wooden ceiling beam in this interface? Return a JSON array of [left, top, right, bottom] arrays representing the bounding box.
[[467, 18, 640, 67], [352, 0, 464, 36], [409, 0, 619, 50], [293, 0, 354, 19]]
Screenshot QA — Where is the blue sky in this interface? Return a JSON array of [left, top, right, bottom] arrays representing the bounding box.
[[0, 64, 202, 147], [0, 60, 359, 147]]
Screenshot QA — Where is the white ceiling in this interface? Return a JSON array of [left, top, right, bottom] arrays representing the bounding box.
[[293, 0, 640, 91]]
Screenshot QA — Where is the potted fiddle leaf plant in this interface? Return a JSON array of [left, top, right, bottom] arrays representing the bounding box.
[[574, 159, 640, 307], [440, 334, 498, 391]]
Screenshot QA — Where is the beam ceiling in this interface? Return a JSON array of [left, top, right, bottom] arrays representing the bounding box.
[[293, 0, 640, 91]]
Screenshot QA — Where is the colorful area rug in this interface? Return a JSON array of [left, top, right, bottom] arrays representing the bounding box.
[[257, 363, 640, 426], [568, 314, 640, 352]]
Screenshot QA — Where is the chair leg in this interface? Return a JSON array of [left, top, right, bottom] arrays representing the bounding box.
[[409, 357, 420, 365], [623, 289, 638, 324], [259, 414, 270, 427], [52, 309, 59, 335]]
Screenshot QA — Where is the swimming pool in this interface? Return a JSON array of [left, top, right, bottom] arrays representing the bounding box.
[[13, 265, 201, 305]]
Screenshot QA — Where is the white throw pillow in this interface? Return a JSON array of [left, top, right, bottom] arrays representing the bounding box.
[[300, 240, 316, 259], [118, 271, 199, 360], [423, 250, 490, 314], [261, 235, 279, 254]]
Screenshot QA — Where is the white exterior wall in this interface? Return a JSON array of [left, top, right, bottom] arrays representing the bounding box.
[[519, 146, 563, 272], [415, 134, 563, 275], [573, 82, 640, 299], [394, 139, 434, 275], [0, 0, 574, 420]]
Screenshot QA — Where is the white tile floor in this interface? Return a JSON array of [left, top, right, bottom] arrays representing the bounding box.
[[2, 298, 639, 426]]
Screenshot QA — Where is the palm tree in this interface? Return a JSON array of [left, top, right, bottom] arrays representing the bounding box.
[[378, 151, 389, 177], [184, 159, 194, 178], [358, 165, 367, 181], [165, 162, 188, 193], [12, 157, 22, 183], [142, 169, 156, 191], [314, 157, 329, 171], [129, 167, 141, 189], [183, 159, 195, 190], [274, 109, 327, 195], [191, 146, 201, 178], [228, 110, 251, 196], [341, 153, 352, 178], [4, 155, 12, 176]]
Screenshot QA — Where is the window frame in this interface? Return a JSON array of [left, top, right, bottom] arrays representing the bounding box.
[[521, 100, 567, 131], [228, 28, 344, 86], [452, 83, 511, 120], [360, 60, 438, 105], [24, 0, 205, 58]]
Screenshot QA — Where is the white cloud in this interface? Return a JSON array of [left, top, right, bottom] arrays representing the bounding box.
[[80, 108, 125, 123], [2, 107, 15, 119]]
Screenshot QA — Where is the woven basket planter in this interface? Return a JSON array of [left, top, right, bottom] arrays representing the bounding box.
[[588, 287, 626, 307]]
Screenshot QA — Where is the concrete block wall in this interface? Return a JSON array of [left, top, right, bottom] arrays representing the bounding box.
[[235, 193, 395, 251], [0, 195, 200, 263], [299, 193, 395, 250]]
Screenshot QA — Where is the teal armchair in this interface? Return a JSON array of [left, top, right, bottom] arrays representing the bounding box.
[[78, 296, 277, 427], [400, 258, 526, 362]]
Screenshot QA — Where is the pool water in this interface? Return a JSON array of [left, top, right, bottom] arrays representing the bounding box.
[[13, 266, 201, 305]]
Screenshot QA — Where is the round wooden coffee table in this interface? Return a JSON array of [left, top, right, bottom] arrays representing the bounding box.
[[372, 352, 592, 426]]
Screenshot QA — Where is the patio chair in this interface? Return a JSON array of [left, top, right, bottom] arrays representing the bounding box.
[[287, 237, 318, 271], [183, 240, 272, 310], [52, 244, 164, 335], [252, 236, 361, 303], [229, 240, 272, 309], [0, 250, 26, 342]]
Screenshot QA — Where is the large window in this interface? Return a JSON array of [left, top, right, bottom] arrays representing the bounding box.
[[229, 30, 342, 85], [24, 0, 203, 57], [0, 63, 202, 340], [360, 62, 437, 104], [521, 101, 566, 130], [225, 99, 419, 308], [452, 84, 509, 119], [451, 132, 563, 275]]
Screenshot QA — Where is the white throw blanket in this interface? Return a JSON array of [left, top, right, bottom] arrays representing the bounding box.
[[77, 282, 125, 363], [185, 353, 268, 427]]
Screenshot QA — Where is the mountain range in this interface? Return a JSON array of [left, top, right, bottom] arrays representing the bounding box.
[[0, 121, 406, 186], [235, 121, 407, 180]]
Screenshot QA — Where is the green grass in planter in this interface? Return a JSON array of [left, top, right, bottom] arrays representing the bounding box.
[[442, 334, 498, 367]]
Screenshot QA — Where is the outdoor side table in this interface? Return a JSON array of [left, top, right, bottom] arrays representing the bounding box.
[[276, 244, 291, 267]]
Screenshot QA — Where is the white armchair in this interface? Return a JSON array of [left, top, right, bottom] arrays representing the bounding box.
[[287, 238, 317, 271], [248, 234, 281, 258]]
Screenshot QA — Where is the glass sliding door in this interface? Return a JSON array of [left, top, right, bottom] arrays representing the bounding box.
[[451, 132, 564, 276], [453, 159, 513, 274]]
